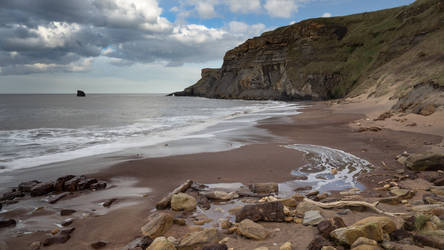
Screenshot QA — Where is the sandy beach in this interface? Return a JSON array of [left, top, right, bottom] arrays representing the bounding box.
[[1, 101, 443, 250]]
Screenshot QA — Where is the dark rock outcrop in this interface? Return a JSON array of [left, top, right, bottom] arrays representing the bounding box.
[[77, 90, 86, 97], [235, 201, 285, 222], [171, 0, 443, 101]]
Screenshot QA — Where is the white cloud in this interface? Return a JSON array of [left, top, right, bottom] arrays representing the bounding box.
[[264, 0, 299, 18], [195, 1, 217, 19], [322, 12, 332, 17], [171, 24, 226, 44], [19, 57, 94, 74], [229, 21, 266, 36], [226, 0, 261, 13]]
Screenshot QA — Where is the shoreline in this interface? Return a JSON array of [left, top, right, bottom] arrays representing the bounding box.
[[2, 101, 443, 249]]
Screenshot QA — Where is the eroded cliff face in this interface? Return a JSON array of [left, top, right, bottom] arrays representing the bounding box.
[[173, 0, 444, 101]]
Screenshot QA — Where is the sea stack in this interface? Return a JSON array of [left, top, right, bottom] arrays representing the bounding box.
[[77, 90, 86, 97]]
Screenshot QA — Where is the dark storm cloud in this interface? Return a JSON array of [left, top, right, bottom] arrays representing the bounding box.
[[0, 0, 264, 74]]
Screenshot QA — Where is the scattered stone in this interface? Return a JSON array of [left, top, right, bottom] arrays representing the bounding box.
[[18, 180, 41, 192], [413, 233, 444, 249], [141, 213, 174, 238], [60, 209, 76, 216], [30, 182, 54, 196], [171, 193, 197, 211], [303, 210, 324, 226], [0, 219, 16, 228], [91, 241, 107, 249], [179, 228, 218, 248], [374, 112, 393, 121], [433, 177, 444, 186], [248, 183, 278, 194], [351, 237, 378, 248], [389, 229, 411, 241], [236, 201, 285, 222], [296, 201, 322, 214], [404, 153, 444, 171], [317, 193, 329, 201], [78, 178, 98, 190], [54, 175, 75, 192], [103, 198, 117, 207], [294, 186, 312, 191], [51, 228, 60, 235], [419, 104, 436, 116], [48, 192, 69, 204], [173, 217, 186, 226], [60, 227, 75, 235], [1, 189, 25, 202], [337, 209, 351, 215], [147, 237, 176, 250], [238, 219, 269, 240], [42, 234, 70, 246], [61, 218, 73, 227], [330, 216, 396, 246], [90, 181, 107, 190], [156, 180, 193, 210], [29, 241, 41, 250], [124, 236, 153, 250], [202, 191, 238, 201], [430, 186, 444, 196], [219, 219, 232, 229], [64, 176, 84, 192], [280, 242, 293, 250], [308, 236, 333, 250], [357, 127, 382, 132], [203, 244, 228, 250]]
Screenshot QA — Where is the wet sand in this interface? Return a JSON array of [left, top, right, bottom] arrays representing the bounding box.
[[2, 102, 443, 249]]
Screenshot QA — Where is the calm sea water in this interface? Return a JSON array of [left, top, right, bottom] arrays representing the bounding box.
[[0, 94, 300, 172]]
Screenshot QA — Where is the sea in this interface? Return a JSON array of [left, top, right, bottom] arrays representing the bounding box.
[[0, 94, 301, 174]]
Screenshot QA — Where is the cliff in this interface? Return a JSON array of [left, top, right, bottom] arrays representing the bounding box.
[[172, 0, 444, 101]]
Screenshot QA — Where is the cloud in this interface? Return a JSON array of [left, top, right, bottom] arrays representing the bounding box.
[[229, 21, 266, 37], [264, 0, 299, 18], [195, 1, 218, 19], [226, 0, 261, 13], [322, 12, 332, 17]]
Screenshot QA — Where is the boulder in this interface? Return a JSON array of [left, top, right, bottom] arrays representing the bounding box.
[[351, 237, 378, 248], [90, 181, 107, 190], [202, 244, 228, 250], [30, 182, 54, 196], [60, 209, 76, 216], [147, 237, 176, 250], [54, 175, 75, 192], [141, 213, 174, 238], [1, 190, 24, 201], [330, 216, 396, 246], [317, 217, 346, 238], [124, 236, 153, 250], [171, 193, 197, 211], [238, 219, 269, 240], [351, 245, 381, 250], [78, 178, 98, 190], [42, 234, 70, 246], [91, 241, 107, 249], [430, 186, 444, 196], [18, 180, 40, 192], [280, 242, 293, 250], [308, 236, 334, 250], [236, 201, 285, 222], [303, 210, 324, 226], [405, 153, 444, 171], [178, 228, 218, 249], [201, 191, 237, 201], [64, 176, 85, 191], [413, 233, 444, 249], [433, 177, 444, 186], [248, 183, 278, 194]]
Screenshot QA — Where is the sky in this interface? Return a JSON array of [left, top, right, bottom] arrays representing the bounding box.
[[0, 0, 416, 94]]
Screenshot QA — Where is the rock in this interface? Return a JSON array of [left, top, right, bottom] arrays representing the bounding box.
[[433, 177, 444, 186], [0, 219, 16, 228], [42, 234, 70, 246], [198, 195, 211, 210], [202, 191, 238, 201], [238, 219, 269, 240], [219, 219, 232, 229], [91, 241, 107, 249], [330, 216, 396, 246], [179, 228, 218, 248], [173, 217, 186, 226], [419, 104, 436, 116], [147, 237, 176, 250], [29, 241, 41, 250], [103, 198, 117, 207], [141, 213, 174, 238], [254, 248, 269, 250], [280, 241, 293, 250], [48, 192, 69, 204], [18, 180, 40, 192], [78, 178, 98, 190], [248, 183, 278, 194], [296, 201, 322, 214], [90, 181, 107, 190], [389, 229, 411, 241], [123, 236, 153, 250], [171, 193, 197, 211], [61, 218, 73, 227], [54, 175, 75, 192], [77, 90, 86, 97], [60, 209, 76, 216], [30, 182, 54, 196], [203, 244, 228, 250], [405, 153, 444, 171], [338, 209, 351, 215], [351, 237, 378, 248], [351, 245, 380, 250], [317, 220, 335, 238], [236, 201, 285, 222], [303, 210, 324, 226], [413, 233, 444, 249], [430, 186, 444, 196], [60, 227, 75, 235], [321, 247, 336, 250], [308, 236, 333, 250]]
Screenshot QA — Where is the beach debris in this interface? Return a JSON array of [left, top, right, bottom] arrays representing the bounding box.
[[248, 183, 278, 194], [235, 201, 285, 222], [141, 212, 174, 238], [171, 193, 197, 211], [178, 228, 218, 249], [156, 180, 193, 210], [303, 210, 324, 226], [147, 236, 176, 250], [330, 216, 396, 246], [0, 219, 16, 228], [237, 219, 269, 240]]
